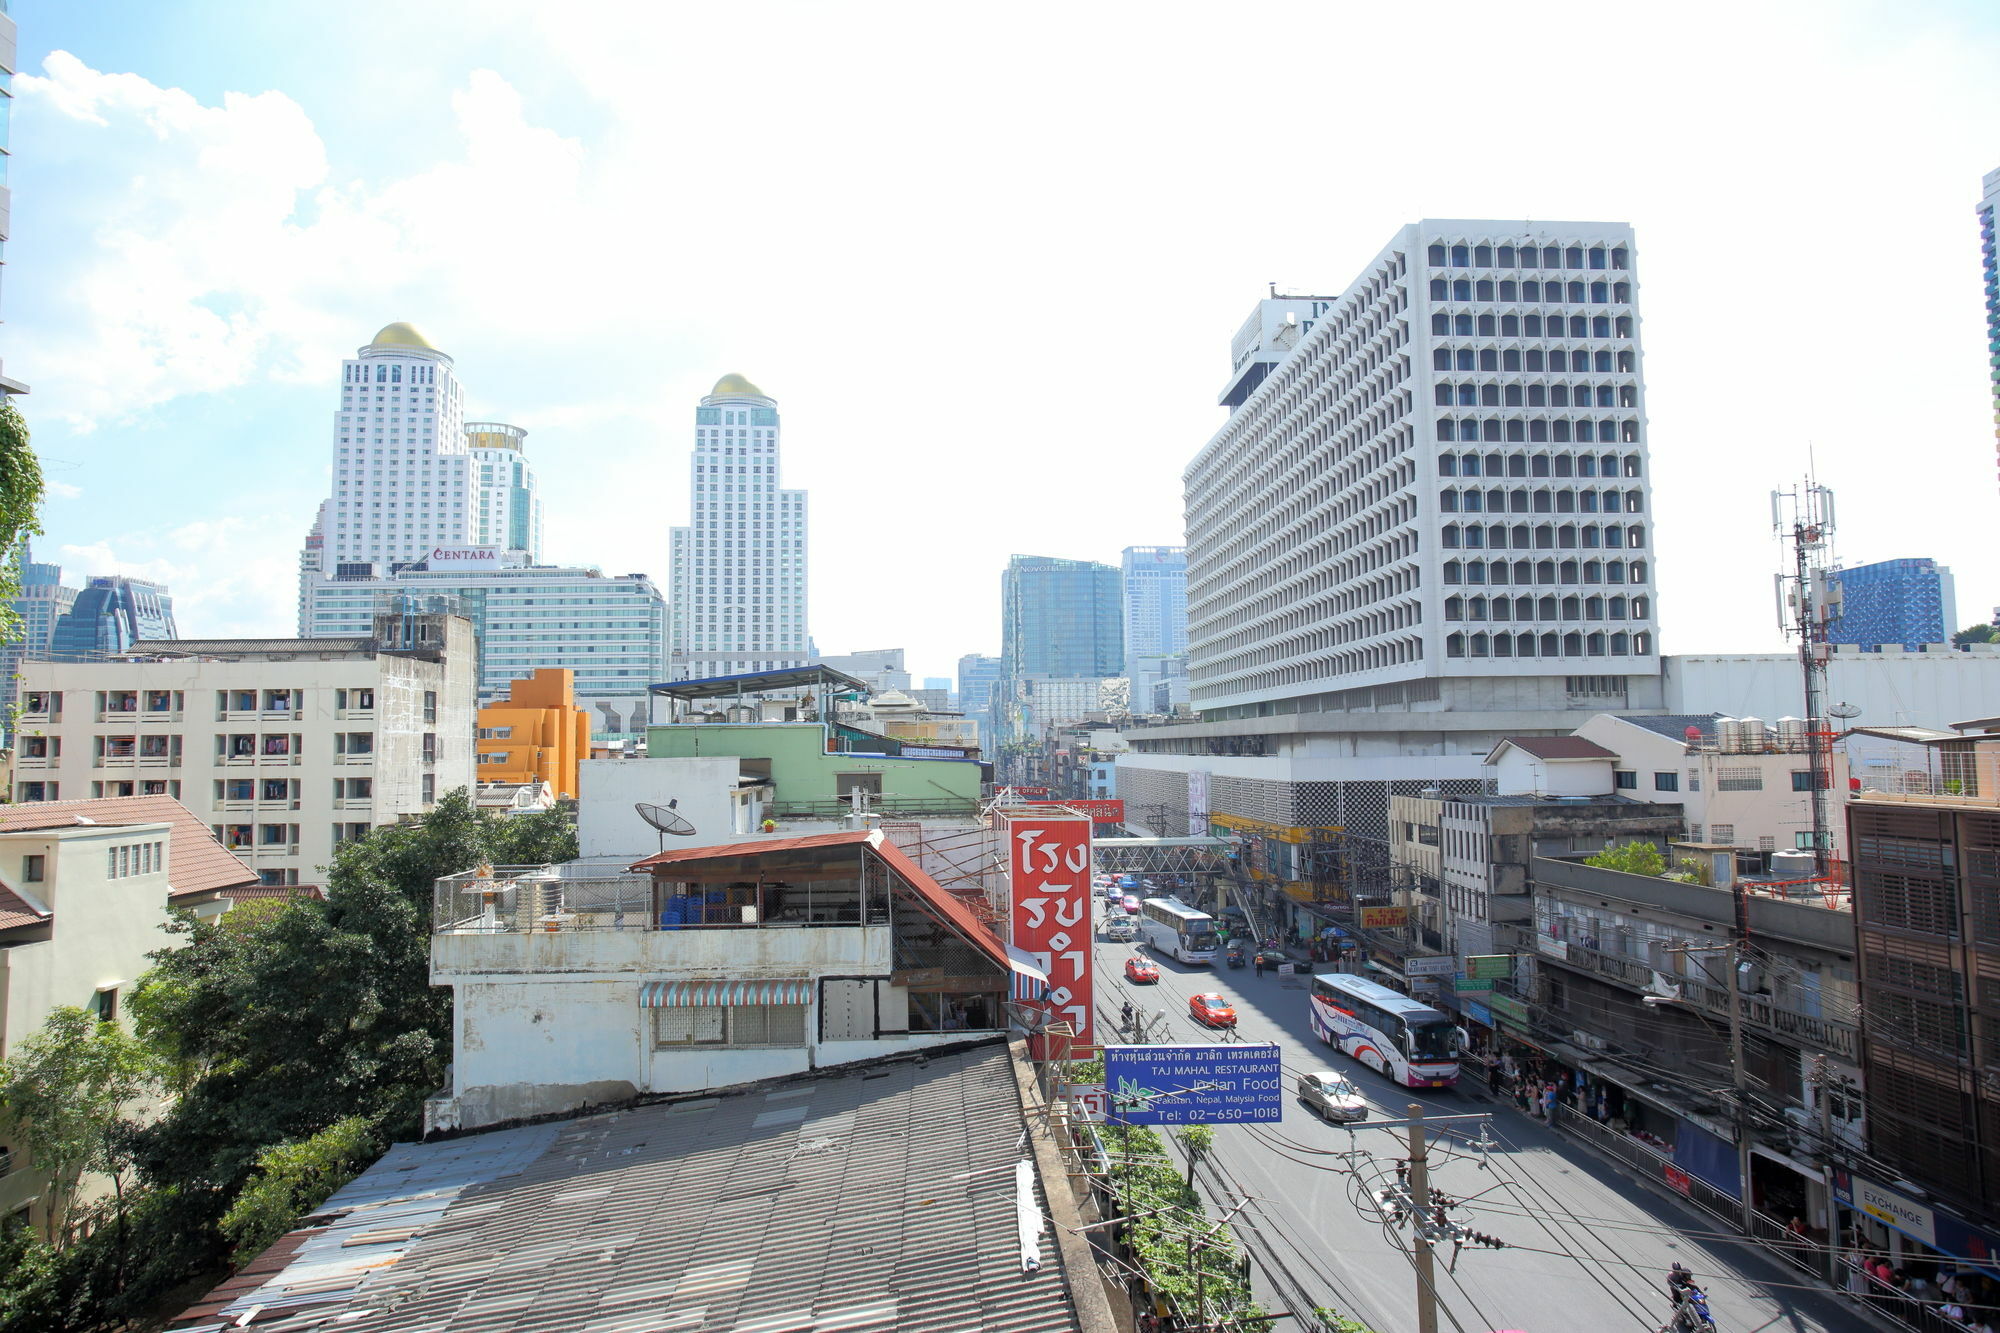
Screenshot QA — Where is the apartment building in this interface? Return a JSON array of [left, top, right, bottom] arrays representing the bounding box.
[[475, 667, 589, 799], [14, 612, 476, 886]]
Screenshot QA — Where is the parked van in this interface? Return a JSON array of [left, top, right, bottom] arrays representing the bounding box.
[[1105, 913, 1137, 943]]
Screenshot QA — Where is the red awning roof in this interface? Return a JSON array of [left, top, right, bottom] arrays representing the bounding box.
[[0, 794, 259, 899], [627, 830, 1010, 972], [0, 881, 50, 932]]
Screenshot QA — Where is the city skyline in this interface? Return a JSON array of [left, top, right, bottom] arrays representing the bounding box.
[[2, 4, 1998, 686]]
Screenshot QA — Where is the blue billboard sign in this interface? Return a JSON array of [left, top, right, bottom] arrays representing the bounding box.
[[1103, 1043, 1284, 1124]]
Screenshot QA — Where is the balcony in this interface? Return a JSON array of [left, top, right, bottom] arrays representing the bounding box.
[[1545, 937, 1859, 1059], [137, 709, 182, 723], [14, 754, 51, 770], [335, 708, 375, 723], [335, 753, 376, 767]]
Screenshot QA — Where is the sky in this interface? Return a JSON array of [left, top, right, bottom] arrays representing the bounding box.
[[5, 1, 1998, 688]]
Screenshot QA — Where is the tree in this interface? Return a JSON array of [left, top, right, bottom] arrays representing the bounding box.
[[1584, 840, 1666, 877], [219, 1116, 378, 1261], [0, 397, 45, 649], [1953, 623, 1997, 647], [0, 1007, 155, 1247], [1174, 1124, 1215, 1185]]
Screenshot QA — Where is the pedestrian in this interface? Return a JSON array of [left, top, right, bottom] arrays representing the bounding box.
[[1254, 955, 1264, 977], [1542, 1082, 1558, 1122], [1487, 1056, 1503, 1096]]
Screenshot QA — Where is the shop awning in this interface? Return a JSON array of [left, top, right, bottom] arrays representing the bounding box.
[[639, 979, 812, 1007], [1005, 945, 1050, 985]]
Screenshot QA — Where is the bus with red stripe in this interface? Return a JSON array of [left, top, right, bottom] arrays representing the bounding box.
[[1309, 973, 1459, 1089]]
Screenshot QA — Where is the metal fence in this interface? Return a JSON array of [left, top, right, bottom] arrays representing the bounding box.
[[1553, 1104, 1741, 1230], [433, 865, 653, 933]]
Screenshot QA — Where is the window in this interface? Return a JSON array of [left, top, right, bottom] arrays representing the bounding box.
[[1686, 769, 1700, 792], [1652, 772, 1679, 792], [477, 726, 514, 740], [833, 772, 883, 798], [653, 1004, 807, 1048], [1687, 822, 1703, 842], [422, 734, 437, 763], [95, 987, 118, 1025], [423, 691, 438, 724], [1758, 835, 1776, 852], [262, 735, 293, 756], [1791, 769, 1828, 792], [1710, 823, 1736, 845], [1717, 768, 1763, 792], [260, 824, 291, 846], [22, 855, 44, 883], [1614, 770, 1637, 790], [224, 778, 254, 801], [340, 733, 374, 755], [421, 773, 436, 804], [263, 778, 291, 801], [337, 688, 375, 710]]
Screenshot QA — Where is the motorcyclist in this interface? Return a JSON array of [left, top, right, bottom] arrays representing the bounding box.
[[1665, 1264, 1710, 1330]]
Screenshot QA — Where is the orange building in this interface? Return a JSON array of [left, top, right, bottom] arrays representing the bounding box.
[[476, 668, 590, 798]]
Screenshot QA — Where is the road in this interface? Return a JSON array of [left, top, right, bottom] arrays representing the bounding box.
[[1092, 914, 1859, 1333]]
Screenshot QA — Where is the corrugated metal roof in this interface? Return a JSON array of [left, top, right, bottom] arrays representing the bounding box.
[[178, 1045, 1081, 1332], [1488, 735, 1620, 761], [627, 829, 873, 871]]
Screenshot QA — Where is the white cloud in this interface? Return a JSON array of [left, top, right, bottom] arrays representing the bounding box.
[[44, 480, 82, 499]]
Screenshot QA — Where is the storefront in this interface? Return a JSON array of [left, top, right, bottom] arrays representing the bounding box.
[[1834, 1171, 2000, 1282]]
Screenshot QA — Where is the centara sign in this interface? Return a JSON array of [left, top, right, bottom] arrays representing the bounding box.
[[1004, 811, 1093, 1055], [427, 546, 502, 570]]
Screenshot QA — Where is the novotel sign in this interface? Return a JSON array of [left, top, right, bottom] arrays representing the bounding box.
[[426, 546, 502, 570]]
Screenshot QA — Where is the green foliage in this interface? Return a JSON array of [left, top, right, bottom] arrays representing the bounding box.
[[1311, 1309, 1382, 1333], [220, 1116, 378, 1261], [1106, 1124, 1269, 1329], [0, 397, 44, 651], [1953, 623, 1997, 646], [1173, 1123, 1215, 1184], [1584, 840, 1667, 878], [0, 790, 578, 1329], [1668, 857, 1714, 887], [0, 1006, 157, 1246]]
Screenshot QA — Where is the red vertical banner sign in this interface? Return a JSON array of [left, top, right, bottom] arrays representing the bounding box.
[[1004, 811, 1093, 1058]]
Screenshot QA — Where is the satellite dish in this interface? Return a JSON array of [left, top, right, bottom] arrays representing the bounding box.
[[1828, 702, 1861, 720], [636, 800, 697, 853]]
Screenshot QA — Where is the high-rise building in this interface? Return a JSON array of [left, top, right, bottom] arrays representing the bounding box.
[[817, 649, 909, 693], [957, 654, 1002, 726], [1120, 545, 1187, 710], [465, 422, 543, 561], [0, 5, 25, 398], [0, 545, 74, 723], [301, 563, 666, 738], [668, 375, 809, 680], [1826, 557, 1955, 650], [1000, 556, 1122, 680], [48, 575, 176, 659], [1981, 167, 1999, 492], [1119, 221, 1666, 861], [297, 324, 474, 580]]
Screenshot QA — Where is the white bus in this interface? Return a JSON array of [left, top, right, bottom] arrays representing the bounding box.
[[1308, 973, 1460, 1089], [1137, 897, 1219, 964]]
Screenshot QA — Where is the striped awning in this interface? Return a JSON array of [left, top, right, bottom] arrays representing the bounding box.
[[639, 979, 812, 1008]]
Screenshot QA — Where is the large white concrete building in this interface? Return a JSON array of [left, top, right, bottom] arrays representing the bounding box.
[[668, 375, 809, 680], [1120, 220, 1666, 844], [296, 323, 547, 622], [13, 613, 478, 887]]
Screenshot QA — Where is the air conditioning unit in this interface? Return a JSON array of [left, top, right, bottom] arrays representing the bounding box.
[[1570, 1030, 1610, 1052]]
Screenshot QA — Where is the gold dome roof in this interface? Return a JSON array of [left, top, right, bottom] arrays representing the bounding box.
[[710, 373, 765, 398], [371, 321, 436, 350]]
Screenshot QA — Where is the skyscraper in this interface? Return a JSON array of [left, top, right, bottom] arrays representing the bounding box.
[[1826, 557, 1956, 650], [668, 375, 809, 679], [48, 575, 176, 659], [0, 5, 25, 398], [298, 323, 474, 580], [1981, 166, 1999, 492], [957, 653, 1003, 727], [0, 545, 72, 724], [466, 422, 543, 560], [1000, 556, 1123, 680], [1120, 545, 1187, 709]]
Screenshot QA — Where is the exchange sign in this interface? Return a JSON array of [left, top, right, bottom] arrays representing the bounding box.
[[1103, 1044, 1284, 1124]]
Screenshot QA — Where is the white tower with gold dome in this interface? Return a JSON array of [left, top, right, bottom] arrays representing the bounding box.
[[298, 322, 475, 589], [668, 374, 809, 679]]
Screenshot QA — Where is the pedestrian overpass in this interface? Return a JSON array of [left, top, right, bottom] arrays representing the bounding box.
[[1089, 836, 1234, 877]]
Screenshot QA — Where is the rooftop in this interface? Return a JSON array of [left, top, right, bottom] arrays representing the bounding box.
[[1487, 735, 1620, 762], [168, 1044, 1081, 1333], [0, 794, 259, 904]]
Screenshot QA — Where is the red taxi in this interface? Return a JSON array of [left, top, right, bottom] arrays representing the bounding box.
[[1189, 992, 1237, 1028], [1124, 956, 1161, 984]]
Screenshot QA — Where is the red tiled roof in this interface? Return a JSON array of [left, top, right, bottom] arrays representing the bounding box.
[[0, 881, 49, 932], [1490, 736, 1620, 762], [0, 795, 260, 899], [627, 830, 1011, 971]]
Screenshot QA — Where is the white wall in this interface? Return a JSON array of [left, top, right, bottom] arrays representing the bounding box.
[[576, 757, 754, 859], [1666, 649, 2000, 730], [1489, 749, 1612, 797]]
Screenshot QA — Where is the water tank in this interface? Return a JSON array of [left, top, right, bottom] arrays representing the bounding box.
[[1770, 849, 1816, 879], [1736, 716, 1765, 753], [1712, 717, 1739, 753], [726, 703, 757, 724], [1776, 717, 1807, 752]]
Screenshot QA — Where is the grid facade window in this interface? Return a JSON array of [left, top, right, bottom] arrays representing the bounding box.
[[1183, 220, 1658, 715]]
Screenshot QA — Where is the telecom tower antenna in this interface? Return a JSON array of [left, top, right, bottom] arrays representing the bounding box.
[[1772, 481, 1838, 876]]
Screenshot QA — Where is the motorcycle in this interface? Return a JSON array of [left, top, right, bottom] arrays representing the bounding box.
[[1663, 1287, 1716, 1333]]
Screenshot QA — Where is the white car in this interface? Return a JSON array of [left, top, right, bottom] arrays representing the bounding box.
[[1297, 1070, 1369, 1122]]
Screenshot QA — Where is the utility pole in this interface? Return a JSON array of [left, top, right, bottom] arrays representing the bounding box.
[[1772, 481, 1838, 876], [1407, 1101, 1439, 1333], [1810, 1053, 1842, 1287], [1724, 937, 1753, 1235]]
